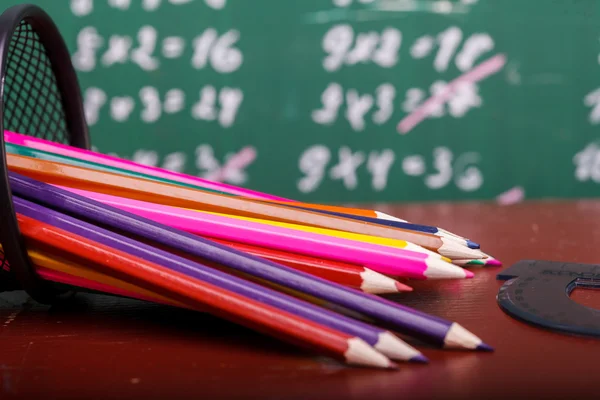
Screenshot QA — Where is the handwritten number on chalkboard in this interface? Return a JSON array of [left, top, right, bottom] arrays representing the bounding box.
[[83, 86, 242, 127], [367, 150, 395, 191], [84, 87, 108, 125], [410, 27, 494, 73], [191, 29, 243, 73], [454, 152, 483, 191], [584, 88, 600, 124], [111, 96, 135, 121], [102, 35, 132, 66], [372, 84, 396, 124], [574, 142, 600, 183], [312, 83, 343, 125], [322, 25, 401, 71], [191, 86, 244, 127], [425, 147, 453, 189], [298, 145, 331, 193], [372, 28, 402, 68], [71, 0, 94, 16], [297, 146, 483, 194], [312, 83, 395, 130], [434, 27, 463, 73], [72, 27, 104, 71], [130, 26, 160, 70], [455, 33, 494, 71]]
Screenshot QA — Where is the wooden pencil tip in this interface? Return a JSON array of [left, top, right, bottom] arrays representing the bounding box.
[[345, 338, 397, 369], [360, 269, 412, 294]]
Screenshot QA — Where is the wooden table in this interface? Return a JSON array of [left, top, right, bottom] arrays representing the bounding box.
[[0, 200, 599, 399]]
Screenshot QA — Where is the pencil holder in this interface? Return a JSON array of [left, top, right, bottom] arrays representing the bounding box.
[[0, 4, 91, 303]]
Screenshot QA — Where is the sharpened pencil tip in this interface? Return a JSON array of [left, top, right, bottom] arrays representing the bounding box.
[[464, 269, 475, 279], [410, 354, 430, 363], [424, 257, 473, 279], [438, 239, 486, 260], [376, 332, 424, 362], [444, 323, 489, 351], [345, 337, 397, 369], [485, 258, 503, 267], [466, 240, 480, 249], [395, 281, 413, 292], [360, 269, 412, 294], [387, 361, 400, 370], [477, 343, 494, 352]]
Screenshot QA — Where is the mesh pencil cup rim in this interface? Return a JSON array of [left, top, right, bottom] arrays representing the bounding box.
[[0, 3, 91, 303]]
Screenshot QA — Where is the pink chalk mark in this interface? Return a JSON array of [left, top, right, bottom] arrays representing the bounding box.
[[496, 186, 525, 206], [397, 53, 508, 134], [205, 146, 257, 183]]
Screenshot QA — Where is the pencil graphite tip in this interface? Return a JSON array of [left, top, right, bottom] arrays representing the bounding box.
[[464, 269, 475, 279], [375, 332, 424, 362], [437, 239, 486, 260], [345, 337, 397, 369], [360, 268, 412, 294], [443, 323, 488, 351], [395, 281, 413, 292], [476, 343, 495, 352], [452, 259, 485, 267], [410, 354, 430, 364], [485, 258, 502, 267], [466, 240, 480, 249], [424, 257, 472, 279]]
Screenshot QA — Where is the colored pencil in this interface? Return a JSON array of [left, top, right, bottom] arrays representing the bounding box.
[[206, 239, 411, 293], [5, 130, 289, 201], [15, 210, 397, 368], [190, 209, 449, 261], [57, 186, 469, 280], [37, 265, 167, 304], [5, 142, 482, 252], [59, 184, 451, 264], [5, 131, 477, 246], [453, 257, 502, 267], [280, 205, 480, 249], [15, 198, 422, 363], [11, 173, 492, 350], [28, 248, 182, 306], [7, 154, 483, 259], [6, 141, 234, 195]]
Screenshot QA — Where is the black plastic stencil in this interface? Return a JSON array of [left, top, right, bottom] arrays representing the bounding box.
[[497, 260, 600, 338]]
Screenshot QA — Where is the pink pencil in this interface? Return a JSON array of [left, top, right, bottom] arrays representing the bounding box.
[[56, 185, 471, 280], [5, 130, 289, 202]]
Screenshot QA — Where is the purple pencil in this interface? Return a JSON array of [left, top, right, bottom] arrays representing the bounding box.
[[14, 195, 425, 363], [10, 172, 492, 351]]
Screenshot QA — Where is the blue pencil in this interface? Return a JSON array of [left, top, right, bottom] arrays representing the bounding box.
[[285, 204, 480, 250]]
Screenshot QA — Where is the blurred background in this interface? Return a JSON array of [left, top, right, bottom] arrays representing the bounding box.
[[4, 0, 598, 204]]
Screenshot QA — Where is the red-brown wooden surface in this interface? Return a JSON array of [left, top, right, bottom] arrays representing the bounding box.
[[1, 200, 599, 399]]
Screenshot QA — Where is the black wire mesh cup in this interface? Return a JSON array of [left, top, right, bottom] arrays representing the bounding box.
[[0, 4, 91, 303]]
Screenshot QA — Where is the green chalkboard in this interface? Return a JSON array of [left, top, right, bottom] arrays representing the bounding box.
[[3, 0, 600, 204]]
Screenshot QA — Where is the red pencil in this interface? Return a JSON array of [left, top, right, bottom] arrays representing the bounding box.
[[16, 212, 396, 369], [208, 238, 411, 294]]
